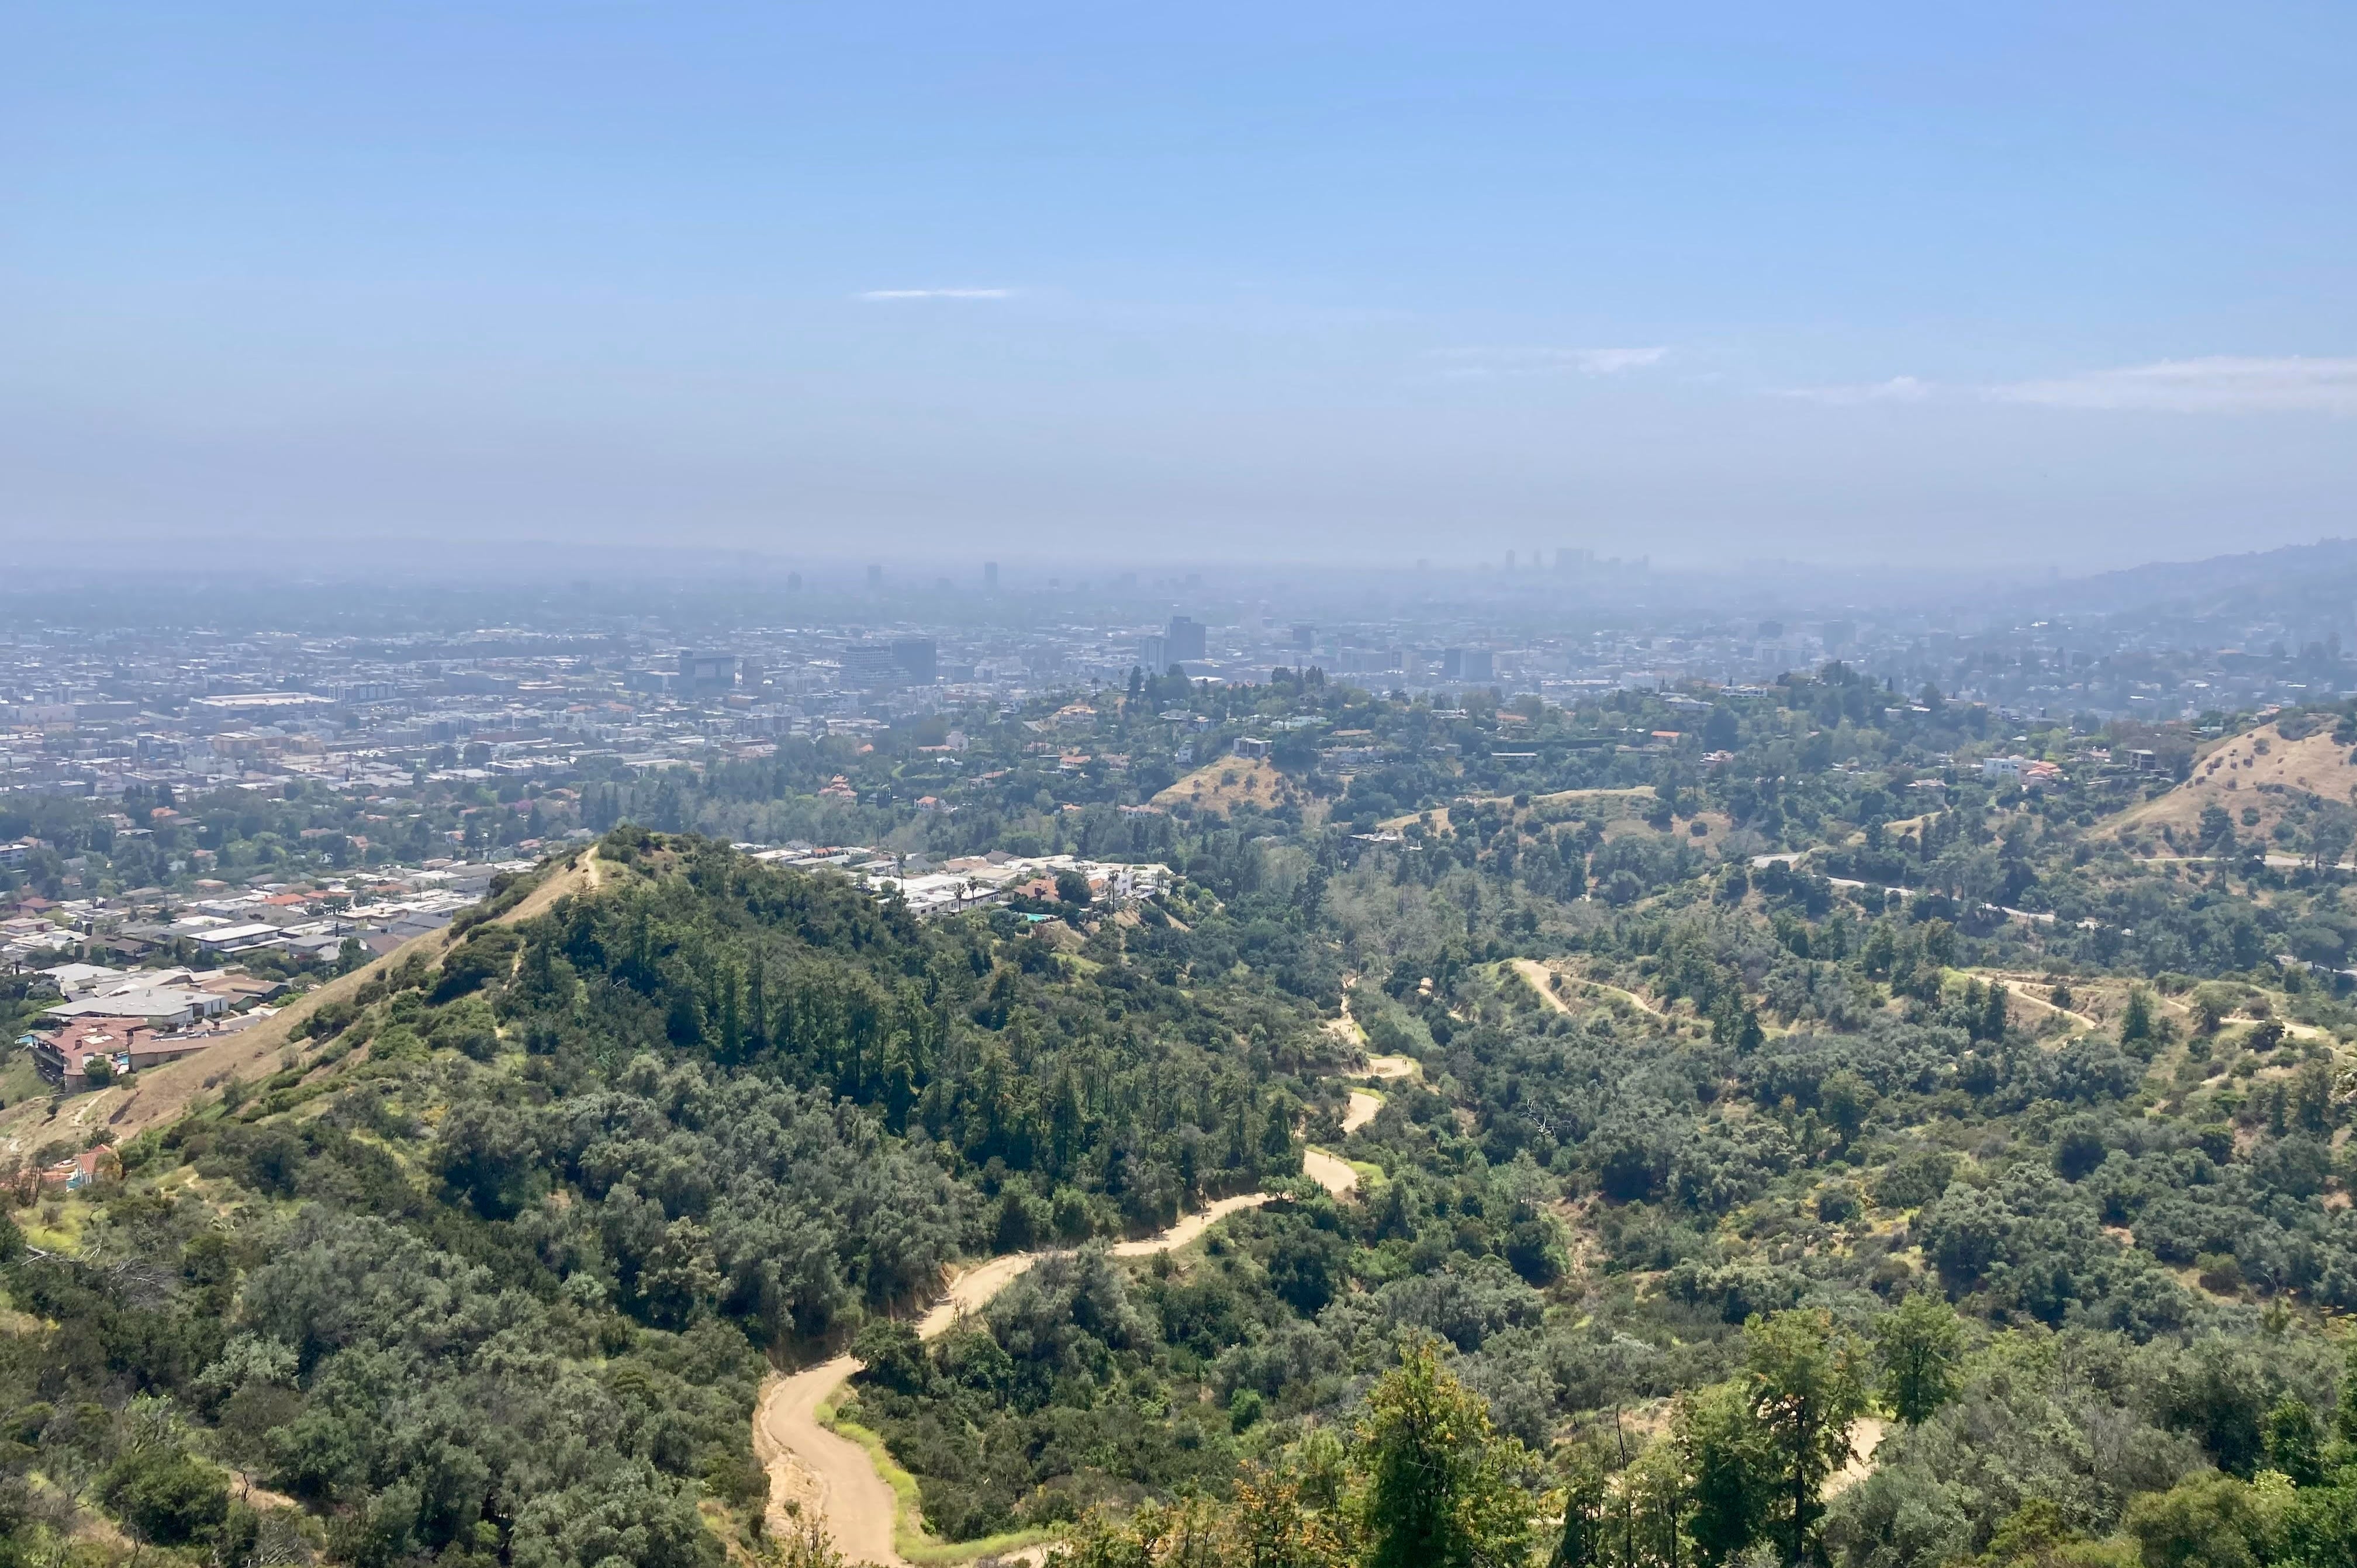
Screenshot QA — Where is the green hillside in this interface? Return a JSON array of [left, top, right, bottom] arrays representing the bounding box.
[[0, 829, 1332, 1568], [12, 670, 2357, 1568]]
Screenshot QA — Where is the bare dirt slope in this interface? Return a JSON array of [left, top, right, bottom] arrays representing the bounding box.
[[3, 852, 597, 1156], [2109, 719, 2357, 845], [755, 1193, 1276, 1566], [1150, 756, 1306, 814]]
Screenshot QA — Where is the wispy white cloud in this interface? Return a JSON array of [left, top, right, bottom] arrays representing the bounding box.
[[1776, 375, 1931, 406], [1991, 355, 2357, 413], [1436, 345, 1668, 379], [1572, 346, 1670, 374], [854, 287, 1014, 301]]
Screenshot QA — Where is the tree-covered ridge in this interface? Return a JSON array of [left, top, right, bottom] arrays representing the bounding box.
[[0, 831, 1346, 1568], [484, 828, 1326, 1247]]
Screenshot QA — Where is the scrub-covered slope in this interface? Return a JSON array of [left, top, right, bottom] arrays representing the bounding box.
[[0, 828, 1339, 1568]]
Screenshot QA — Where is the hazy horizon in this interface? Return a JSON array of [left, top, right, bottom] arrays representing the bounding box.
[[5, 4, 2352, 569], [0, 527, 2320, 586]]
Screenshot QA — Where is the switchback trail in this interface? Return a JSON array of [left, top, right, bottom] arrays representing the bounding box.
[[754, 1193, 1274, 1566]]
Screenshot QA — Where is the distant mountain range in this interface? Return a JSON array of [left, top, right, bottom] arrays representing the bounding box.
[[2054, 536, 2357, 610], [1973, 538, 2357, 642]]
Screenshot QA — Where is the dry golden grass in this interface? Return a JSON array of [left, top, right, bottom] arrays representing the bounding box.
[[1152, 756, 1306, 814], [2107, 720, 2357, 847]]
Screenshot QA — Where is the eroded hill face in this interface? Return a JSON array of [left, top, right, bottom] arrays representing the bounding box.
[[2111, 719, 2357, 847]]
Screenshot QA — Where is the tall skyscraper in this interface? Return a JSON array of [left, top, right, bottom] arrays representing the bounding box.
[[1441, 648, 1494, 682], [891, 638, 937, 685], [983, 561, 999, 590], [1166, 615, 1207, 662], [866, 564, 883, 590]]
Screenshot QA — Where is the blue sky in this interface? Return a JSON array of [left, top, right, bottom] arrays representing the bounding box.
[[3, 2, 2352, 569]]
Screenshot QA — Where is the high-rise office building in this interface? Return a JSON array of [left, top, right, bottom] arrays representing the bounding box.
[[838, 639, 938, 688], [983, 562, 999, 590], [1441, 648, 1493, 682], [891, 638, 937, 685], [1166, 615, 1207, 662], [866, 564, 883, 590], [839, 644, 900, 688], [680, 650, 740, 692]]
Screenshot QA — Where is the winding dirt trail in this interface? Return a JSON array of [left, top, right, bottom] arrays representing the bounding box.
[[1107, 1192, 1271, 1255], [1298, 1088, 1387, 1198], [1508, 958, 1571, 1013], [755, 1351, 894, 1564], [1302, 1149, 1359, 1197], [756, 985, 1411, 1563], [755, 1192, 1276, 1565], [1323, 991, 1369, 1052]]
